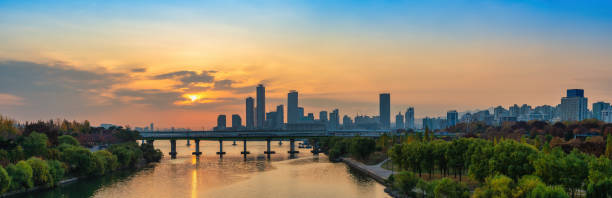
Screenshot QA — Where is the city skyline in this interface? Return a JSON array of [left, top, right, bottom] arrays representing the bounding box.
[[1, 1, 612, 129]]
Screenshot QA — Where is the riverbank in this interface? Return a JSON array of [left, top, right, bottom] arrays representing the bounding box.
[[340, 157, 392, 184]]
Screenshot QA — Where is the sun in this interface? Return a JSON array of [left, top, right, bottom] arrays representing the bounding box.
[[189, 95, 198, 102]]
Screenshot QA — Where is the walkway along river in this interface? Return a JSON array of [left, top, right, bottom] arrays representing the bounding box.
[[10, 140, 389, 198]]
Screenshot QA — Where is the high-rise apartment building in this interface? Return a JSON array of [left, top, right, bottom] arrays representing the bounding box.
[[287, 90, 299, 124], [395, 112, 404, 129], [245, 97, 254, 129], [256, 84, 266, 128], [379, 93, 390, 129], [447, 110, 458, 127], [593, 101, 611, 120], [405, 107, 415, 129], [231, 114, 242, 129]]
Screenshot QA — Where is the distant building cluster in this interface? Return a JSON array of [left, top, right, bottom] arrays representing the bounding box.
[[208, 88, 611, 132]]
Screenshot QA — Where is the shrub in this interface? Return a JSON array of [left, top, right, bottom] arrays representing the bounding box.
[[0, 166, 10, 193], [22, 132, 48, 157], [140, 143, 162, 163], [57, 135, 79, 146], [393, 171, 419, 197], [46, 160, 65, 186], [349, 137, 376, 160], [528, 185, 569, 198], [94, 150, 118, 172], [587, 177, 612, 198], [433, 178, 469, 198], [61, 145, 96, 176], [26, 157, 52, 186], [6, 161, 33, 190], [473, 175, 514, 198]]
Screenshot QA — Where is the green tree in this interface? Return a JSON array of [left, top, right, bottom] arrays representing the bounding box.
[[468, 140, 494, 182], [606, 134, 612, 159], [349, 137, 376, 160], [514, 175, 545, 198], [26, 157, 52, 186], [421, 142, 436, 179], [446, 138, 470, 181], [587, 156, 612, 185], [527, 185, 569, 198], [432, 140, 450, 177], [489, 140, 537, 180], [6, 161, 33, 190], [46, 160, 65, 186], [473, 174, 514, 198], [57, 135, 79, 146], [22, 132, 48, 157], [0, 166, 10, 193], [393, 171, 419, 197], [61, 145, 96, 175], [432, 178, 469, 198], [140, 143, 162, 163], [533, 148, 565, 185], [94, 150, 118, 172], [560, 150, 588, 197], [586, 177, 612, 198]]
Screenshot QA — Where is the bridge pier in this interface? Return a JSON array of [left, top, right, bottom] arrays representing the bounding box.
[[169, 139, 177, 159], [232, 140, 236, 146], [288, 139, 299, 155], [264, 139, 276, 158], [146, 139, 154, 145], [241, 140, 250, 158], [311, 140, 320, 155], [186, 138, 191, 146], [216, 140, 226, 157], [192, 139, 202, 156]]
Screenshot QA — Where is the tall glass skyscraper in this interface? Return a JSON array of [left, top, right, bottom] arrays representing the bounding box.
[[245, 97, 254, 129], [256, 84, 265, 128], [560, 89, 588, 121], [379, 93, 390, 129], [405, 107, 414, 129], [287, 90, 299, 124]]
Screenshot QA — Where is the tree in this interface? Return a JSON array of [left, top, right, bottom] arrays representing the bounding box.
[[6, 161, 33, 190], [587, 156, 612, 185], [393, 171, 419, 197], [560, 150, 588, 197], [58, 135, 79, 146], [26, 157, 52, 186], [527, 185, 569, 198], [61, 145, 96, 175], [533, 148, 565, 185], [46, 160, 65, 186], [0, 166, 9, 193], [446, 138, 470, 181], [432, 140, 450, 177], [606, 134, 612, 159], [140, 143, 163, 163], [22, 132, 48, 157], [349, 137, 376, 160], [421, 142, 435, 179], [513, 175, 545, 198], [468, 139, 494, 182], [473, 174, 514, 198], [94, 150, 118, 172], [489, 140, 537, 180], [587, 177, 612, 198], [432, 178, 469, 198]]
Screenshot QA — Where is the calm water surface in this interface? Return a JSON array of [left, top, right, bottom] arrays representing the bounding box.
[[15, 140, 389, 198]]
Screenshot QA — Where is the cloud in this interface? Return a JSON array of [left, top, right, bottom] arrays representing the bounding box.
[[153, 70, 215, 87], [213, 79, 256, 94], [0, 93, 24, 106], [131, 67, 147, 73]]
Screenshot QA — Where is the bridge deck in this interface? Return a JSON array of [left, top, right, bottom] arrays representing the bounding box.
[[139, 130, 391, 140]]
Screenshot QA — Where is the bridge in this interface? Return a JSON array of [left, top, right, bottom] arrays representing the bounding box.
[[138, 130, 392, 159]]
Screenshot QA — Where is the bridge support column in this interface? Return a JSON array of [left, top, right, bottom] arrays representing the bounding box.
[[216, 140, 226, 157], [241, 140, 250, 158], [288, 139, 299, 155], [186, 138, 191, 146], [192, 139, 202, 156], [311, 139, 320, 155], [169, 139, 177, 159], [146, 140, 154, 145], [264, 139, 275, 159]]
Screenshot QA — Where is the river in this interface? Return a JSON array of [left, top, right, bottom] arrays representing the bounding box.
[[12, 140, 389, 198]]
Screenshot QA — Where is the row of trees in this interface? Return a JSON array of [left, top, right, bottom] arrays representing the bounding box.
[[0, 115, 162, 194], [387, 135, 612, 197], [319, 137, 377, 162]]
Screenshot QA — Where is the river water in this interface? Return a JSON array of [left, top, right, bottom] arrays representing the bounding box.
[[14, 140, 389, 198]]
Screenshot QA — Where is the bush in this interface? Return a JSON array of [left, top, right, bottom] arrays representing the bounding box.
[[108, 143, 142, 168], [46, 160, 65, 186], [473, 175, 514, 198], [61, 145, 96, 176], [527, 185, 569, 198], [6, 161, 33, 190], [587, 177, 612, 198], [433, 178, 469, 198], [140, 143, 162, 163], [26, 157, 52, 186], [349, 137, 376, 160], [94, 150, 118, 172], [57, 135, 79, 146], [22, 132, 48, 157], [393, 171, 419, 197], [0, 166, 10, 193]]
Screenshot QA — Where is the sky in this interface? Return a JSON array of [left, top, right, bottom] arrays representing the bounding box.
[[1, 1, 612, 129]]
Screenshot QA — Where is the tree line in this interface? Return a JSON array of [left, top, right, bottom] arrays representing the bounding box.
[[0, 115, 162, 194]]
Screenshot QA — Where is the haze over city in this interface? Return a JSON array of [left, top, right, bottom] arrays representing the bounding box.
[[1, 1, 612, 129]]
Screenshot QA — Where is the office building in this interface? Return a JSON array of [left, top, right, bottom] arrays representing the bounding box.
[[379, 93, 391, 129], [560, 89, 588, 121], [319, 111, 328, 122], [602, 109, 612, 123], [329, 109, 339, 129], [342, 115, 353, 129], [246, 97, 254, 129], [256, 84, 265, 128], [395, 112, 404, 129], [287, 90, 299, 124], [593, 102, 611, 120], [217, 115, 226, 130], [276, 105, 284, 126], [447, 110, 458, 127], [231, 114, 242, 129], [405, 107, 415, 129]]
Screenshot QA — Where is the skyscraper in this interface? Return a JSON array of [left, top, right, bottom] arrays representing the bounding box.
[[405, 107, 414, 129], [379, 93, 390, 129], [593, 101, 611, 120], [256, 84, 265, 128], [395, 112, 404, 129], [298, 107, 305, 121], [287, 90, 299, 124], [560, 89, 588, 121], [319, 111, 328, 122], [276, 105, 284, 127], [447, 110, 458, 127], [217, 115, 226, 129], [231, 114, 242, 129], [245, 97, 254, 129], [329, 109, 339, 129], [342, 115, 353, 129]]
